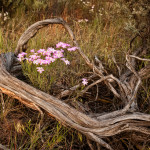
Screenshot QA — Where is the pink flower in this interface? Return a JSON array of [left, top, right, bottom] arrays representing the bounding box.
[[29, 54, 39, 60], [53, 51, 64, 58], [41, 60, 49, 65], [37, 59, 45, 65], [22, 52, 27, 55], [33, 60, 39, 65], [17, 57, 23, 62], [18, 54, 23, 58], [45, 51, 51, 56], [17, 52, 27, 61], [82, 78, 88, 85], [33, 59, 42, 65], [47, 47, 56, 53], [28, 58, 33, 62], [61, 58, 70, 65], [37, 49, 45, 54], [30, 49, 35, 53], [56, 42, 70, 48], [33, 59, 42, 64], [64, 60, 70, 65], [45, 56, 55, 63], [37, 67, 44, 74], [18, 52, 27, 57], [67, 47, 78, 51], [42, 51, 48, 56], [45, 59, 51, 64], [60, 49, 64, 53]]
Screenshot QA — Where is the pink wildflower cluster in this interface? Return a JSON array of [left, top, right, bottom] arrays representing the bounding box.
[[17, 42, 78, 74]]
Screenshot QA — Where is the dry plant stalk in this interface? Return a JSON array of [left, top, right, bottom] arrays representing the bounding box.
[[0, 18, 150, 150]]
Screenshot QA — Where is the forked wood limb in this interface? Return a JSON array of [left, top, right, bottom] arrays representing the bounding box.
[[0, 18, 150, 150]]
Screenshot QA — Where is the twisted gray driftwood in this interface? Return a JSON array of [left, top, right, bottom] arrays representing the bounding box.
[[0, 18, 150, 150]]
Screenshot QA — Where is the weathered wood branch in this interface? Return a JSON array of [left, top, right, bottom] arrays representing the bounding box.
[[0, 18, 150, 150]]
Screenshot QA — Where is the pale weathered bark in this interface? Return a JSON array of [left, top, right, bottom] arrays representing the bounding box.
[[0, 18, 150, 150]]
